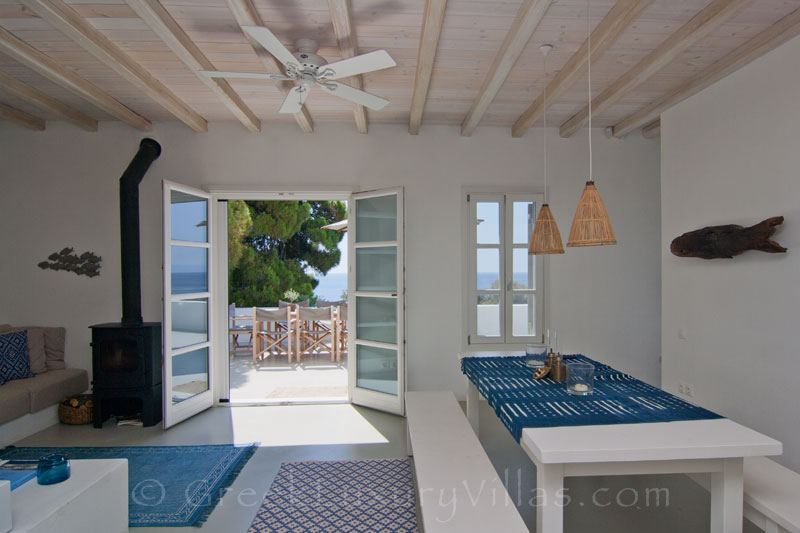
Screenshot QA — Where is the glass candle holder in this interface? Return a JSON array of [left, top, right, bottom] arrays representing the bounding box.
[[566, 362, 595, 396], [546, 328, 558, 355], [37, 454, 70, 485], [525, 344, 548, 368]]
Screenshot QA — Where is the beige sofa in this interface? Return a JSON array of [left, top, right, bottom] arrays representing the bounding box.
[[0, 325, 89, 425]]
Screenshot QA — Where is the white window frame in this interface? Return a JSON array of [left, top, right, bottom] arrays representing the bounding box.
[[464, 190, 545, 348]]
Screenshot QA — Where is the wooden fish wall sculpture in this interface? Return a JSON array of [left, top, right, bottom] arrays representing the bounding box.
[[670, 216, 787, 260], [38, 247, 102, 277]]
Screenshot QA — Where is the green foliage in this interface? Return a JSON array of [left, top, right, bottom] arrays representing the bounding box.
[[228, 200, 346, 307], [227, 200, 251, 270]]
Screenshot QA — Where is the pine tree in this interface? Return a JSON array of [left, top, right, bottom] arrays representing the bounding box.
[[228, 200, 346, 307]]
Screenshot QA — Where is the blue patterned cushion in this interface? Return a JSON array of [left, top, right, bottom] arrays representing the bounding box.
[[0, 330, 34, 386]]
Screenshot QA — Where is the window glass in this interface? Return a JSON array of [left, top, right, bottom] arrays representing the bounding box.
[[513, 201, 536, 244], [468, 193, 541, 344], [476, 202, 500, 244]]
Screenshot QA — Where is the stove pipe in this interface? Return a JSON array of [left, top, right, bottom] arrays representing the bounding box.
[[119, 138, 162, 326]]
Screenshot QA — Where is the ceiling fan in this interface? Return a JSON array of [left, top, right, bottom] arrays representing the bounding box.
[[200, 26, 396, 114]]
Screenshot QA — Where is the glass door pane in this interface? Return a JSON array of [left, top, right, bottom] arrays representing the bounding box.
[[355, 195, 396, 242], [349, 188, 404, 415], [170, 246, 208, 294], [469, 194, 506, 344], [171, 347, 209, 404], [355, 345, 397, 395], [505, 196, 542, 342], [355, 247, 397, 291], [163, 182, 214, 429]]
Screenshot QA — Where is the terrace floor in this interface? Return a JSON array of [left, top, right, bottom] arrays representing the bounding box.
[[228, 344, 348, 403]]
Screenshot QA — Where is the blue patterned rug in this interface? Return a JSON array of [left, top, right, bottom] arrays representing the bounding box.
[[249, 458, 418, 532], [1, 443, 258, 527]]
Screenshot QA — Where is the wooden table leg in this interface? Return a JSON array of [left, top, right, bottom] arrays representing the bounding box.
[[710, 457, 744, 533], [466, 377, 479, 435], [536, 462, 565, 533]]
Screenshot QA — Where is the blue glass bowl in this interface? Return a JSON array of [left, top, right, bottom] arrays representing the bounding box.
[[37, 454, 70, 485]]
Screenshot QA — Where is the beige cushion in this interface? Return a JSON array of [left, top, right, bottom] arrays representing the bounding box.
[[42, 327, 66, 370], [0, 381, 31, 424], [0, 325, 66, 371], [0, 325, 47, 374], [6, 368, 89, 413]]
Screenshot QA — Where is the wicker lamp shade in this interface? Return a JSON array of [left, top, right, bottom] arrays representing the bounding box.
[[566, 181, 617, 247], [529, 204, 565, 254]]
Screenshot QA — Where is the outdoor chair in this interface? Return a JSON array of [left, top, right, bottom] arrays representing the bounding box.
[[252, 306, 294, 364], [229, 303, 252, 355], [336, 303, 348, 361], [279, 299, 309, 311], [295, 306, 338, 362]]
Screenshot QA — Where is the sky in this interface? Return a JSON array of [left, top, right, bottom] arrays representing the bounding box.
[[326, 232, 348, 275]]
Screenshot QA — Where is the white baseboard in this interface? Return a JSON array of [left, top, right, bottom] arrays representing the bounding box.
[[0, 405, 59, 447]]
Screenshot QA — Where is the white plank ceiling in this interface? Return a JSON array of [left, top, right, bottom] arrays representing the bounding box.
[[0, 0, 798, 135]]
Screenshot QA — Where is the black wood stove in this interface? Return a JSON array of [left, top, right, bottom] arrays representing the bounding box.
[[91, 139, 163, 428]]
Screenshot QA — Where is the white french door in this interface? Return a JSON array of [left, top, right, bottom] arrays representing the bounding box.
[[348, 187, 405, 415], [162, 181, 215, 428]]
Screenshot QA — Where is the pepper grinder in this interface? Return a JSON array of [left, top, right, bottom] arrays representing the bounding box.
[[549, 352, 568, 382]]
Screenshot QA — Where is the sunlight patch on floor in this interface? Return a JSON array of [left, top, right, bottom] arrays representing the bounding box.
[[229, 403, 389, 447]]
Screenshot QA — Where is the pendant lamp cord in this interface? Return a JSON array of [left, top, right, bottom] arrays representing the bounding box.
[[543, 51, 548, 203], [587, 0, 593, 181]]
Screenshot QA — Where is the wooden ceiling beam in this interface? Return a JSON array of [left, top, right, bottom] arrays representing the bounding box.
[[559, 0, 749, 138], [408, 0, 447, 135], [511, 0, 652, 138], [641, 119, 660, 139], [22, 0, 207, 132], [328, 0, 367, 134], [613, 7, 800, 138], [460, 0, 552, 137], [126, 0, 259, 132], [225, 0, 313, 133], [0, 101, 45, 130], [0, 26, 150, 130], [0, 69, 96, 130]]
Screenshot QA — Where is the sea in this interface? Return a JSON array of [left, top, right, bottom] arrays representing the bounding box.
[[172, 272, 527, 300], [312, 272, 529, 300]]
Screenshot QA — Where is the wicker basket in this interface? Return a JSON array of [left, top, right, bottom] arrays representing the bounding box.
[[58, 394, 93, 425]]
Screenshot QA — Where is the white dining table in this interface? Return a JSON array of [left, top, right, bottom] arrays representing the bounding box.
[[461, 351, 783, 533]]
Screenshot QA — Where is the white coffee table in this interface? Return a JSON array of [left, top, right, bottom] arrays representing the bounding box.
[[9, 459, 128, 533]]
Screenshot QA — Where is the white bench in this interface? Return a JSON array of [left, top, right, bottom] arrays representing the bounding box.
[[405, 391, 528, 533], [691, 456, 800, 533]]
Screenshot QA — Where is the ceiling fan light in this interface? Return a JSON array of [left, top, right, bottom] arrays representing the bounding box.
[[566, 181, 617, 247], [529, 204, 565, 255]]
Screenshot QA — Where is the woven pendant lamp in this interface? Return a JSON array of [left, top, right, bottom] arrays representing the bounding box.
[[529, 44, 564, 255], [566, 181, 616, 246], [567, 0, 616, 248], [529, 203, 565, 254]]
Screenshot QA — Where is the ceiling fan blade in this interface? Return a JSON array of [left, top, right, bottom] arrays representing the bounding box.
[[318, 81, 389, 110], [241, 26, 298, 68], [279, 86, 309, 114], [198, 70, 290, 81], [318, 50, 396, 80]]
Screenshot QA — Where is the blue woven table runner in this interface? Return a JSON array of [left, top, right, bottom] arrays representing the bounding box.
[[461, 354, 721, 442]]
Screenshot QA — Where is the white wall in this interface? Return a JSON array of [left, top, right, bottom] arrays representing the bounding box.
[[662, 35, 800, 471], [0, 120, 660, 397]]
